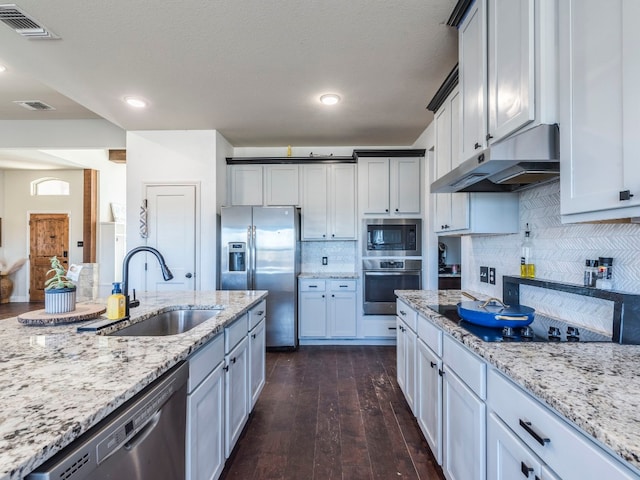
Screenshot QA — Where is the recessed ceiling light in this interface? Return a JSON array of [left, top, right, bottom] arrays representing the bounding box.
[[124, 96, 147, 108], [320, 94, 341, 106]]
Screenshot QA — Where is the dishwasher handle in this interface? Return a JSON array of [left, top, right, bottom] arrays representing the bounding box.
[[123, 411, 162, 452]]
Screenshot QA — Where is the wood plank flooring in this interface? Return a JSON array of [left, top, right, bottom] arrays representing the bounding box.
[[0, 302, 43, 320], [221, 346, 444, 480]]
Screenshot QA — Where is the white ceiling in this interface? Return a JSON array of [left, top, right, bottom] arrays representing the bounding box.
[[0, 0, 458, 167]]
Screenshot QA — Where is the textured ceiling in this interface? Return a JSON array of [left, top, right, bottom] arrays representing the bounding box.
[[0, 0, 458, 148]]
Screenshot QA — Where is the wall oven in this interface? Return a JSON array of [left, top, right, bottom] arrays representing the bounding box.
[[363, 218, 422, 257], [363, 259, 422, 315]]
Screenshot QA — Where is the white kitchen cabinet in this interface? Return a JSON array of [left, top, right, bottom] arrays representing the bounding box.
[[487, 412, 545, 480], [459, 0, 557, 163], [299, 279, 357, 339], [434, 87, 470, 233], [187, 334, 225, 480], [229, 164, 300, 206], [301, 163, 356, 240], [416, 337, 443, 464], [396, 300, 417, 414], [224, 316, 249, 458], [248, 314, 266, 410], [230, 165, 264, 206], [264, 165, 300, 206], [459, 0, 487, 163], [98, 222, 126, 298], [359, 157, 421, 216], [559, 0, 640, 222], [442, 334, 486, 480]]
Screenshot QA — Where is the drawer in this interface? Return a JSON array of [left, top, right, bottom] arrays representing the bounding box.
[[299, 279, 326, 291], [188, 334, 224, 392], [442, 335, 486, 399], [396, 299, 417, 332], [417, 314, 442, 356], [249, 300, 266, 330], [225, 313, 248, 353], [488, 369, 638, 480], [362, 318, 397, 338], [329, 280, 356, 291]]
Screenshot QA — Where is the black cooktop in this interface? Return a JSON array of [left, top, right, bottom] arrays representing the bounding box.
[[428, 304, 612, 343]]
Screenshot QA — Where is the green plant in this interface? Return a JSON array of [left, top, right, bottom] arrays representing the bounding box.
[[44, 256, 75, 290]]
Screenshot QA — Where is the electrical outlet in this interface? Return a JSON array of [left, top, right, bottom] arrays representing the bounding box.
[[322, 256, 328, 266], [480, 266, 488, 283], [489, 267, 496, 285]]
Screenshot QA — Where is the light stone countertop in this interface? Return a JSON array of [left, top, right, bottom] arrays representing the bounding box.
[[0, 290, 267, 480], [298, 272, 359, 279], [395, 289, 640, 474]]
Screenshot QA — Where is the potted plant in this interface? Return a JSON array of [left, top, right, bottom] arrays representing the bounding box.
[[44, 256, 76, 314]]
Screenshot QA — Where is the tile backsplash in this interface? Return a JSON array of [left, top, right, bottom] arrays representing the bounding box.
[[300, 241, 357, 273], [463, 180, 640, 335]]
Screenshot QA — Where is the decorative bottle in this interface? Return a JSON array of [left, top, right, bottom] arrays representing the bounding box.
[[520, 224, 535, 278], [106, 282, 126, 319]]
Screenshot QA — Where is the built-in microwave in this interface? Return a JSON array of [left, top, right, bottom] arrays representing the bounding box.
[[363, 218, 422, 257]]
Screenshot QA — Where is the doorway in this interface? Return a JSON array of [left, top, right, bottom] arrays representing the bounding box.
[[29, 213, 70, 301], [144, 184, 197, 291]]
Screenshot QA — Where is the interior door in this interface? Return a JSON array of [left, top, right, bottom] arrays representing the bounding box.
[[145, 184, 197, 291], [29, 213, 70, 301]]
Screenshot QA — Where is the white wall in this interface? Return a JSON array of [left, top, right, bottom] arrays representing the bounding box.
[[0, 170, 4, 261], [126, 130, 219, 292], [3, 169, 84, 301], [0, 120, 125, 149]]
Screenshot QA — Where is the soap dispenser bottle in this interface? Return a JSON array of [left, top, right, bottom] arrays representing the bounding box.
[[107, 282, 126, 319]]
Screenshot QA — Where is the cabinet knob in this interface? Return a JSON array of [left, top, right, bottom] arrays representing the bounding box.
[[620, 190, 635, 201], [400, 310, 406, 316], [331, 234, 335, 237], [474, 142, 481, 150], [322, 234, 326, 238], [322, 294, 325, 298], [385, 209, 389, 212], [430, 361, 436, 368], [438, 369, 444, 377], [395, 208, 399, 212], [521, 462, 534, 477], [185, 272, 193, 278], [331, 294, 335, 297], [486, 133, 494, 141]]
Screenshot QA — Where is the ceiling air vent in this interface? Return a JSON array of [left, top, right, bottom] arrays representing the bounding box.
[[0, 4, 59, 39], [14, 100, 56, 111]]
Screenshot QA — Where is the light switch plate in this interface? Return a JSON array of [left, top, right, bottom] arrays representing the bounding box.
[[480, 266, 488, 283], [322, 256, 328, 266], [489, 267, 496, 285]]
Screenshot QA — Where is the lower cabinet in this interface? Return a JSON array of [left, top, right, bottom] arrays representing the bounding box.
[[248, 317, 266, 410], [299, 279, 357, 339], [225, 334, 249, 458], [416, 338, 442, 464], [187, 335, 225, 480]]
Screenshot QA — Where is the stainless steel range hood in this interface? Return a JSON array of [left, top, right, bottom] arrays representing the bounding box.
[[431, 124, 560, 193]]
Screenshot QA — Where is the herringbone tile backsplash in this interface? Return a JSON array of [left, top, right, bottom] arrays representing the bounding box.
[[462, 180, 640, 335]]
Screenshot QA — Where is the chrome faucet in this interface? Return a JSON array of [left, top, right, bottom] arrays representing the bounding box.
[[122, 246, 174, 317]]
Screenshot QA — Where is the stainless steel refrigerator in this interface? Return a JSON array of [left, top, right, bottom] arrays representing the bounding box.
[[220, 206, 300, 349]]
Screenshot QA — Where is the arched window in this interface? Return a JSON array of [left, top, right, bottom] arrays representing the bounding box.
[[31, 178, 70, 196]]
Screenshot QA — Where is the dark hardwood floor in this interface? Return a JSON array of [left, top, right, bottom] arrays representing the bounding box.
[[0, 302, 43, 320], [222, 346, 444, 480]]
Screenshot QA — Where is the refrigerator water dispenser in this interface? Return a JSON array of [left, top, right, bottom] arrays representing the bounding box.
[[228, 242, 246, 271]]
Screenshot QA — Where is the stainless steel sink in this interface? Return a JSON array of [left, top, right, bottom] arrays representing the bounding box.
[[109, 308, 223, 336]]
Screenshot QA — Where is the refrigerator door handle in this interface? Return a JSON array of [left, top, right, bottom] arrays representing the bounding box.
[[247, 225, 253, 289], [251, 225, 257, 289]]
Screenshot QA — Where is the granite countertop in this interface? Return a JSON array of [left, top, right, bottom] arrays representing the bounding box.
[[438, 273, 461, 278], [0, 290, 267, 480], [395, 289, 640, 472], [298, 272, 359, 279]]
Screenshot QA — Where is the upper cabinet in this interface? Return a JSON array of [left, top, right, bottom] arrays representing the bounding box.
[[228, 164, 300, 206], [357, 151, 423, 217], [559, 0, 640, 222], [459, 0, 557, 163], [301, 163, 357, 241]]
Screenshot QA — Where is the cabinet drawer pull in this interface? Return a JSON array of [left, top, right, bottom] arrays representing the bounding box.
[[399, 310, 407, 316], [520, 461, 533, 477], [251, 333, 256, 339], [519, 419, 550, 446], [474, 142, 481, 149], [231, 357, 237, 364], [256, 310, 264, 315], [308, 285, 318, 288], [223, 365, 229, 372], [430, 361, 436, 368], [438, 369, 444, 377], [388, 327, 397, 330], [620, 190, 634, 201], [339, 285, 348, 288]]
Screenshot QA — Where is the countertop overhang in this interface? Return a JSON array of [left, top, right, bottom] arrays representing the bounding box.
[[0, 290, 267, 480]]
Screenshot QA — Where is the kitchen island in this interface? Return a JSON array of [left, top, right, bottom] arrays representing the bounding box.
[[0, 290, 267, 480], [396, 289, 640, 477]]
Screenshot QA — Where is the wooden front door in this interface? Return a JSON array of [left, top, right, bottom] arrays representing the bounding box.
[[29, 213, 70, 301]]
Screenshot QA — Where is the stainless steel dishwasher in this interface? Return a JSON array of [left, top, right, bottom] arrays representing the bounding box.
[[27, 362, 188, 480]]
